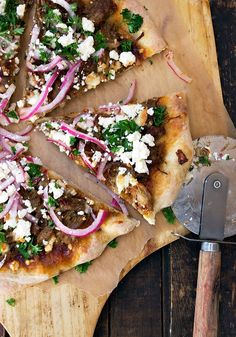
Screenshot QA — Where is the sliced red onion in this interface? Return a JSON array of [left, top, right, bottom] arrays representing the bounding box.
[[85, 173, 129, 215], [8, 147, 26, 161], [36, 61, 81, 115], [94, 48, 104, 59], [0, 84, 16, 114], [111, 197, 121, 210], [165, 50, 192, 83], [25, 213, 38, 224], [47, 138, 71, 151], [0, 255, 6, 269], [0, 127, 30, 142], [122, 80, 136, 105], [78, 141, 95, 171], [61, 122, 110, 153], [8, 162, 25, 184], [0, 176, 15, 190], [49, 208, 108, 237], [25, 156, 42, 165], [10, 197, 19, 218], [72, 113, 94, 128], [17, 124, 34, 136], [96, 154, 109, 181], [0, 138, 12, 153], [98, 104, 121, 113], [27, 25, 40, 62], [0, 192, 17, 219], [20, 71, 60, 120], [0, 151, 10, 160], [27, 56, 62, 73], [51, 0, 76, 17]]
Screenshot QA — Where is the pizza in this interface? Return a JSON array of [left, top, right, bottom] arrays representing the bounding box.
[[38, 92, 194, 224], [17, 0, 166, 121], [0, 0, 30, 125], [0, 128, 138, 284]]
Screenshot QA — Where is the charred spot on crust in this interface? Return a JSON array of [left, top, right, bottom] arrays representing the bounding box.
[[176, 149, 188, 165]]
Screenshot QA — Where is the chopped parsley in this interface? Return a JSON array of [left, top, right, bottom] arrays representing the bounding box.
[[39, 49, 51, 63], [27, 163, 42, 179], [72, 149, 80, 156], [69, 136, 78, 146], [0, 0, 23, 34], [197, 156, 211, 166], [47, 196, 58, 208], [11, 146, 16, 154], [17, 241, 43, 260], [6, 297, 16, 307], [108, 239, 118, 248], [13, 26, 24, 35], [52, 275, 59, 284], [103, 120, 141, 153], [121, 8, 143, 34], [47, 220, 55, 229], [153, 106, 167, 126], [162, 207, 176, 224], [67, 15, 82, 31], [120, 40, 133, 52], [94, 32, 107, 51], [7, 110, 19, 120], [0, 205, 3, 212], [75, 261, 92, 273], [45, 122, 53, 129], [0, 232, 6, 243], [70, 3, 77, 12], [44, 4, 62, 28], [57, 42, 80, 60]]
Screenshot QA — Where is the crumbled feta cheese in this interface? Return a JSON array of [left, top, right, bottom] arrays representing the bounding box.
[[135, 159, 149, 174], [147, 107, 155, 116], [109, 69, 116, 80], [18, 209, 28, 219], [119, 52, 136, 67], [7, 161, 23, 183], [0, 162, 10, 180], [127, 131, 141, 142], [109, 50, 119, 61], [121, 104, 144, 119], [77, 36, 95, 61], [3, 216, 17, 230], [116, 172, 138, 194], [82, 17, 95, 33], [0, 191, 8, 204], [0, 0, 6, 15], [91, 151, 102, 166], [49, 180, 64, 199], [58, 27, 75, 47], [53, 8, 61, 16], [142, 134, 155, 147], [45, 30, 54, 37], [16, 4, 25, 18], [98, 116, 115, 128], [27, 92, 40, 106], [56, 23, 68, 30], [17, 99, 25, 108], [6, 184, 16, 197], [118, 167, 127, 175], [22, 199, 34, 213], [37, 185, 44, 195], [77, 211, 84, 215], [13, 220, 31, 240], [41, 208, 48, 219], [49, 130, 71, 149]]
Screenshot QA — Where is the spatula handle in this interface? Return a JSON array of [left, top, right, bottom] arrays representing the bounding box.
[[193, 242, 221, 337]]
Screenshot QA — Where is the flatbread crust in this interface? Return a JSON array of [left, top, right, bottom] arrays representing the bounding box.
[[38, 93, 194, 224], [0, 169, 139, 285]]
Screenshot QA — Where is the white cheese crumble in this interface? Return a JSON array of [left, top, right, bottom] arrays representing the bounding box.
[[98, 116, 115, 128], [119, 52, 136, 67], [6, 184, 16, 197], [56, 22, 68, 30], [45, 30, 54, 37], [147, 107, 155, 116], [121, 104, 144, 119], [142, 134, 155, 147], [7, 161, 23, 183], [82, 17, 95, 33], [18, 209, 28, 219], [0, 162, 10, 180], [91, 151, 102, 167], [58, 27, 75, 47], [0, 191, 8, 204], [16, 4, 25, 18], [77, 36, 95, 61], [49, 180, 64, 199], [13, 220, 31, 241], [109, 50, 119, 61], [0, 0, 6, 15]]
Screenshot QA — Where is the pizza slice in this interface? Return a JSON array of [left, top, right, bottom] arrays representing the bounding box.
[[0, 0, 31, 125], [18, 0, 166, 121], [0, 129, 138, 284], [38, 92, 194, 224]]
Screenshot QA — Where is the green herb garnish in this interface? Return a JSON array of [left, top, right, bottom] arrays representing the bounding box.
[[108, 239, 118, 248], [17, 241, 43, 260], [57, 42, 80, 60], [103, 120, 140, 153], [75, 261, 92, 273], [72, 149, 80, 156], [39, 49, 51, 63], [48, 220, 55, 229], [52, 275, 59, 284], [44, 4, 62, 28], [13, 26, 24, 35], [94, 32, 107, 51], [0, 232, 6, 243], [162, 207, 176, 224], [11, 146, 16, 154], [7, 110, 18, 120], [120, 40, 132, 52], [69, 136, 78, 146], [0, 0, 23, 34], [27, 163, 42, 179], [0, 205, 3, 212], [197, 156, 211, 166], [121, 8, 143, 33], [6, 298, 16, 307], [153, 106, 167, 126], [47, 196, 58, 208]]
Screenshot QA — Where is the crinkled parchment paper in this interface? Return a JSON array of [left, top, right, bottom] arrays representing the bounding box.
[[0, 0, 235, 298]]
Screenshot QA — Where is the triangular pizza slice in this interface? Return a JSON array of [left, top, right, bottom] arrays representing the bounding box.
[[18, 0, 166, 121], [38, 92, 194, 224], [0, 128, 138, 284]]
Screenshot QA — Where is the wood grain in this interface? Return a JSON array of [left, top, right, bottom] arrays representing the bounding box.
[[1, 1, 230, 337]]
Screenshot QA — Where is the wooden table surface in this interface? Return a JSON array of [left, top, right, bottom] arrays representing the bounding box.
[[1, 1, 235, 337], [93, 1, 236, 337]]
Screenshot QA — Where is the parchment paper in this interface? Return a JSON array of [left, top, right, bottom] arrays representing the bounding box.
[[1, 0, 235, 298]]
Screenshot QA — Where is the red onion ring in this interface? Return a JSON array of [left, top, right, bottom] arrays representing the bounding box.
[[0, 138, 12, 153], [61, 122, 110, 153], [25, 156, 42, 165], [96, 154, 109, 181], [0, 84, 16, 114], [25, 213, 38, 224], [165, 50, 192, 83], [47, 138, 71, 151], [27, 56, 62, 73], [51, 0, 75, 17], [20, 71, 60, 120], [0, 127, 30, 142], [17, 124, 34, 136], [0, 176, 15, 190], [49, 208, 108, 237], [98, 104, 121, 113], [78, 141, 95, 171], [0, 192, 17, 219], [0, 151, 10, 160], [122, 80, 136, 105], [36, 61, 81, 115]]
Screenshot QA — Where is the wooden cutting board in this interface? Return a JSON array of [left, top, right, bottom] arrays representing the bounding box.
[[0, 1, 224, 336]]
